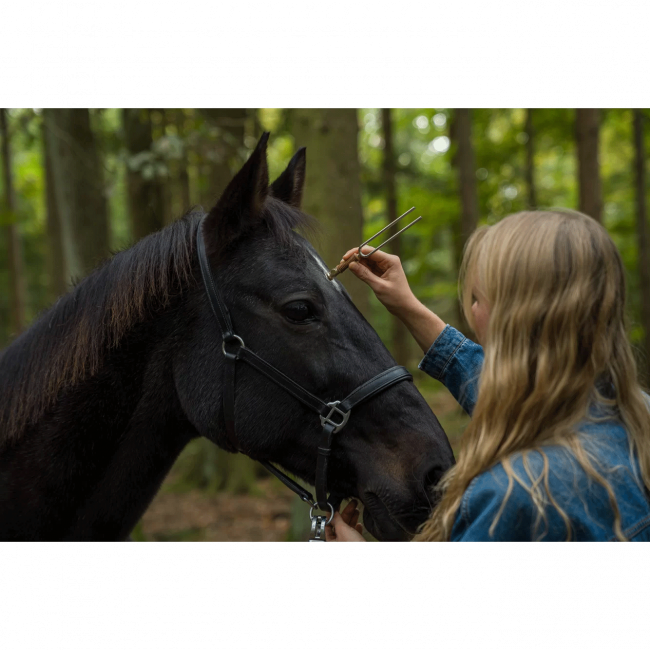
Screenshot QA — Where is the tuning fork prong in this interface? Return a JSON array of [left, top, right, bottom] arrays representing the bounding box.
[[358, 214, 422, 259], [357, 207, 416, 255], [326, 207, 423, 281]]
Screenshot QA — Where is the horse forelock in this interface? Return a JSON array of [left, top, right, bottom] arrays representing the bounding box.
[[261, 196, 319, 250]]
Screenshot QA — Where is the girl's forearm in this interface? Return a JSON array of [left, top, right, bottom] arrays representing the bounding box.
[[396, 299, 447, 354]]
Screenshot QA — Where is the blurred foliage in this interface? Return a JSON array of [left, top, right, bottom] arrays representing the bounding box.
[[357, 108, 649, 351]]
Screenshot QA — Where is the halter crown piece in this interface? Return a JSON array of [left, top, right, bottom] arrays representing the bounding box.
[[196, 216, 413, 541]]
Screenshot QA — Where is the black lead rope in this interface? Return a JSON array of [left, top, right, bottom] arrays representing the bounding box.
[[196, 217, 413, 540]]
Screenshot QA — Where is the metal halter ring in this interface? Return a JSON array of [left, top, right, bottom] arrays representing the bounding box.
[[309, 502, 335, 525], [222, 334, 245, 359], [319, 401, 351, 433]]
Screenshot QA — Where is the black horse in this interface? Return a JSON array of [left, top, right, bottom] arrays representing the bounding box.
[[0, 134, 454, 541]]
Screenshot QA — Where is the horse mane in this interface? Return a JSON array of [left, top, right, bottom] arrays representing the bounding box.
[[0, 197, 314, 446]]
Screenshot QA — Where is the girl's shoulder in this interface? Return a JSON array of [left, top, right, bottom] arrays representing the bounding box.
[[452, 426, 650, 541]]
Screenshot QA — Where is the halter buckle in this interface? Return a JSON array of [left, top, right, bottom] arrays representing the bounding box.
[[222, 334, 245, 359], [319, 401, 351, 433]]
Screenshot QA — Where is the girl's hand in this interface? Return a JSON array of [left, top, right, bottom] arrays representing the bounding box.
[[325, 500, 366, 542], [342, 247, 419, 319], [342, 246, 447, 354]]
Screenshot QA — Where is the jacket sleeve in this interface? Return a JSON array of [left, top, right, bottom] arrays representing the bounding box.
[[418, 324, 484, 416]]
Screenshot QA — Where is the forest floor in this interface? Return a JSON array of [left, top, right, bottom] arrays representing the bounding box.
[[135, 385, 467, 542], [138, 477, 295, 541]]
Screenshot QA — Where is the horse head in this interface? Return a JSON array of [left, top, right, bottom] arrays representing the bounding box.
[[175, 133, 454, 540]]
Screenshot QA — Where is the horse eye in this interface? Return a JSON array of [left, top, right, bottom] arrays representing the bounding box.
[[282, 300, 316, 323]]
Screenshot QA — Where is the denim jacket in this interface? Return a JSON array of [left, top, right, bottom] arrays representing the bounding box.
[[419, 325, 650, 541]]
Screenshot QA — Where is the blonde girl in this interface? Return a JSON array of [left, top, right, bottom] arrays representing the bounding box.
[[327, 210, 650, 541]]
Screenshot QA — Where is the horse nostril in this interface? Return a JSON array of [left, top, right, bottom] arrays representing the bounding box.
[[423, 465, 447, 490]]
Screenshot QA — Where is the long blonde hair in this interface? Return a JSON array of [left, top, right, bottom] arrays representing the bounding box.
[[416, 210, 650, 541]]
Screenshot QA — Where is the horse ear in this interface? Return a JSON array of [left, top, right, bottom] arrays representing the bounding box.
[[202, 132, 270, 255], [269, 147, 306, 209]]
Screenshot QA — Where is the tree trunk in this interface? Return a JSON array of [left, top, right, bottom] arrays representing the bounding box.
[[159, 109, 174, 226], [175, 110, 192, 212], [201, 109, 247, 208], [450, 108, 479, 334], [43, 109, 109, 280], [223, 454, 259, 494], [123, 108, 165, 240], [634, 109, 650, 384], [42, 119, 67, 300], [381, 108, 410, 365], [576, 108, 603, 222], [291, 109, 369, 317], [1, 109, 26, 336], [525, 109, 537, 210], [250, 108, 263, 139]]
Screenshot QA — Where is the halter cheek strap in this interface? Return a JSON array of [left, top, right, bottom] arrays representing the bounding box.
[[196, 217, 412, 518]]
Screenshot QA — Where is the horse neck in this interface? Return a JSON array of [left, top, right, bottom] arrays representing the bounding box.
[[0, 277, 199, 540]]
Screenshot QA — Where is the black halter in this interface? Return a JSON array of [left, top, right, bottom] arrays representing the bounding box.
[[196, 217, 412, 526]]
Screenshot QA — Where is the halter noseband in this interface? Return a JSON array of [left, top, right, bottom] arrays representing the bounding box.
[[196, 217, 412, 538]]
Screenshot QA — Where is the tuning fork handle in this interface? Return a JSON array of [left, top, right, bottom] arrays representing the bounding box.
[[327, 253, 360, 280]]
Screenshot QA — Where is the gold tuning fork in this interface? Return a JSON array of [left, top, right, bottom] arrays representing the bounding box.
[[327, 207, 422, 281]]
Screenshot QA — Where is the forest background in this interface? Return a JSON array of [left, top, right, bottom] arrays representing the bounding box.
[[1, 107, 649, 540]]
